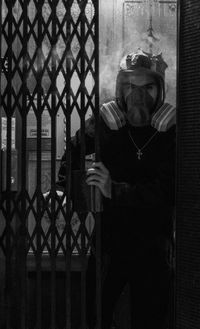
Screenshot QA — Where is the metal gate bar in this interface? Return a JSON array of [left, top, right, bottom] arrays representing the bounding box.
[[36, 2, 43, 328], [80, 2, 89, 329], [19, 1, 29, 327], [93, 1, 101, 328], [50, 1, 57, 328], [5, 1, 14, 328], [64, 1, 72, 327]]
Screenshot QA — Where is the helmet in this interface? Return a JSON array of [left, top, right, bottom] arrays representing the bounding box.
[[116, 48, 168, 113]]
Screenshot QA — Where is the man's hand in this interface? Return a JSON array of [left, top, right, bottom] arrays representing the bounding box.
[[86, 162, 112, 199]]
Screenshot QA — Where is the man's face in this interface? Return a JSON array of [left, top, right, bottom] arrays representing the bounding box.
[[120, 70, 158, 127]]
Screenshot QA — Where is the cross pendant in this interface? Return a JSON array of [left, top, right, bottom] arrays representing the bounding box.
[[137, 149, 143, 160]]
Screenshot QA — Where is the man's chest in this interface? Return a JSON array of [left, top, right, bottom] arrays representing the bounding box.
[[101, 133, 163, 182]]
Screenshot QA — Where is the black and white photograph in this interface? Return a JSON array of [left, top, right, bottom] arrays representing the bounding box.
[[0, 1, 200, 329]]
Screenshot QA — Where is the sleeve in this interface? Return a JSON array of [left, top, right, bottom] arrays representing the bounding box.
[[56, 113, 112, 189], [111, 130, 176, 208]]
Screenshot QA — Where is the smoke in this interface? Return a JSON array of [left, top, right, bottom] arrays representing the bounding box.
[[153, 33, 177, 106], [99, 50, 121, 104]]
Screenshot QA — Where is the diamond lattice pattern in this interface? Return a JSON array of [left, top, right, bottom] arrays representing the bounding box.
[[0, 0, 98, 260]]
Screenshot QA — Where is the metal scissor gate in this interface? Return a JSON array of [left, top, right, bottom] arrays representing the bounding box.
[[0, 1, 100, 328]]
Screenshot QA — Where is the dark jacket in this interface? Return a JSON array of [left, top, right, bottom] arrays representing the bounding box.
[[57, 111, 176, 256]]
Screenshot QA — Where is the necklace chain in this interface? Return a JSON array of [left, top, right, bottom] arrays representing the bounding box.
[[128, 129, 158, 160]]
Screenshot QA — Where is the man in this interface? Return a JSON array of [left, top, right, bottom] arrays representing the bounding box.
[[57, 49, 176, 329]]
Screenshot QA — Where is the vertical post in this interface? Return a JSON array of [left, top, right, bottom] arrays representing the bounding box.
[[50, 1, 57, 328], [19, 1, 28, 328], [0, 0, 2, 197], [93, 1, 101, 329], [80, 2, 87, 329], [35, 1, 43, 328], [5, 1, 13, 327], [0, 0, 3, 324], [176, 1, 200, 328], [65, 2, 72, 329]]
